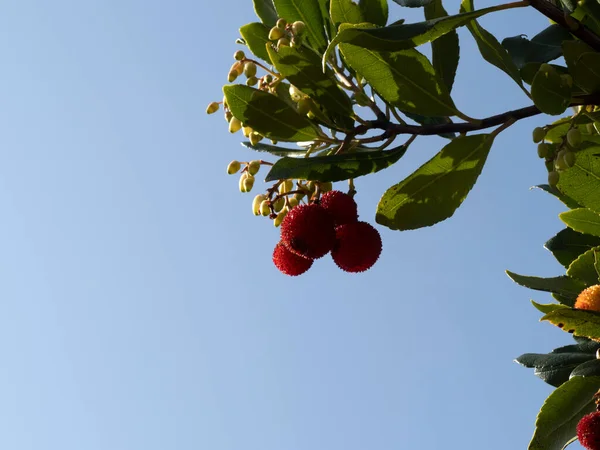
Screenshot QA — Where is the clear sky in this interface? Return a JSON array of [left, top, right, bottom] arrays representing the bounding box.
[[0, 1, 584, 449]]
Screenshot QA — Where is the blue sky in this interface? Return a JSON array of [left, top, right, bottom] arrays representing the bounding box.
[[0, 1, 584, 449]]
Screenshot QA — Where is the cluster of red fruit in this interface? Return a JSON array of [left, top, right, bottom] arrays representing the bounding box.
[[578, 411, 600, 450], [272, 190, 382, 276]]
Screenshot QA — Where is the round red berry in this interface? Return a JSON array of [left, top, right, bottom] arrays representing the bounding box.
[[320, 190, 358, 225], [331, 221, 382, 273], [272, 241, 313, 276], [578, 411, 600, 450], [280, 203, 336, 259]]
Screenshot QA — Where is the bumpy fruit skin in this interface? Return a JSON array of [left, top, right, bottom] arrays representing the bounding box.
[[281, 203, 336, 259], [320, 190, 358, 225], [575, 285, 600, 312], [331, 222, 382, 273], [577, 411, 600, 450], [273, 242, 313, 276]]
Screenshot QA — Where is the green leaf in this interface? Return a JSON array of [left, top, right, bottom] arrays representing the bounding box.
[[563, 40, 595, 71], [557, 145, 600, 213], [573, 52, 600, 94], [521, 63, 569, 86], [223, 85, 322, 142], [542, 309, 600, 340], [516, 351, 596, 387], [360, 0, 388, 26], [241, 141, 309, 157], [239, 23, 272, 63], [506, 271, 586, 305], [502, 24, 573, 69], [324, 6, 499, 57], [531, 184, 582, 210], [531, 65, 572, 116], [570, 359, 600, 378], [425, 0, 459, 92], [264, 144, 409, 182], [253, 0, 278, 27], [532, 300, 571, 314], [561, 209, 600, 238], [266, 46, 354, 130], [339, 43, 459, 117], [375, 134, 492, 230], [331, 0, 364, 28], [528, 376, 600, 450], [545, 228, 600, 268], [460, 0, 526, 93], [595, 249, 600, 281], [567, 247, 600, 287], [392, 0, 434, 7], [273, 0, 328, 52]]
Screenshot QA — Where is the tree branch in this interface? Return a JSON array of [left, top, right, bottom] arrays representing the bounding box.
[[528, 0, 600, 52]]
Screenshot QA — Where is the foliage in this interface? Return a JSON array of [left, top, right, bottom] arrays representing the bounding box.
[[208, 0, 600, 447]]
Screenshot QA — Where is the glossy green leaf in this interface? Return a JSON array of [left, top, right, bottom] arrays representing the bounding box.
[[239, 23, 272, 63], [545, 228, 600, 268], [567, 247, 600, 287], [392, 0, 434, 6], [529, 376, 600, 450], [595, 250, 600, 280], [561, 209, 600, 237], [573, 52, 600, 94], [506, 271, 586, 305], [531, 65, 572, 116], [376, 134, 492, 230], [521, 63, 569, 86], [532, 184, 582, 210], [571, 359, 600, 378], [503, 24, 573, 70], [532, 301, 571, 314], [253, 0, 278, 27], [264, 144, 409, 182], [516, 351, 596, 387], [542, 309, 600, 340], [223, 85, 321, 142], [557, 145, 600, 213], [331, 0, 364, 28], [241, 141, 309, 157], [460, 0, 526, 93], [273, 0, 328, 52], [340, 43, 459, 117], [267, 45, 354, 130], [360, 0, 388, 26], [563, 40, 595, 71], [425, 0, 459, 92]]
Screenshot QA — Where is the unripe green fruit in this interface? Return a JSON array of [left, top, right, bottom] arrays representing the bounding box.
[[252, 194, 267, 215], [264, 74, 273, 84], [249, 132, 263, 146], [279, 179, 294, 194], [564, 150, 576, 167], [320, 181, 333, 193], [222, 95, 228, 109], [239, 173, 248, 192], [273, 196, 285, 212], [227, 160, 241, 175], [555, 150, 569, 170], [289, 85, 303, 102], [548, 170, 560, 186], [532, 127, 546, 143], [228, 69, 239, 82], [539, 63, 554, 74], [246, 76, 258, 86], [567, 128, 582, 147], [242, 126, 253, 138], [260, 200, 271, 216], [206, 101, 220, 114], [273, 209, 288, 227], [277, 37, 291, 48], [292, 21, 306, 35], [307, 180, 316, 194], [229, 117, 242, 133], [244, 62, 257, 78], [276, 18, 287, 29], [297, 98, 311, 115], [269, 26, 285, 40], [538, 142, 551, 158], [234, 50, 245, 61], [241, 173, 255, 192], [287, 197, 299, 209], [248, 160, 261, 175]]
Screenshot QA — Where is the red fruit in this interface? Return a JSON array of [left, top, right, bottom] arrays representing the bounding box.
[[320, 190, 358, 225], [577, 411, 600, 450], [280, 203, 336, 259], [331, 221, 382, 273], [272, 241, 313, 276]]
